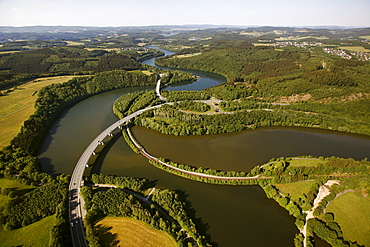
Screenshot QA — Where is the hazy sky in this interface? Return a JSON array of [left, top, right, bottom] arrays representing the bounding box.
[[1, 0, 369, 27]]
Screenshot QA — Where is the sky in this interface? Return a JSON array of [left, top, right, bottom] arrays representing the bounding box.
[[0, 0, 370, 27]]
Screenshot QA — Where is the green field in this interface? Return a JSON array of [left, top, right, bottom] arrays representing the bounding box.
[[275, 36, 329, 41], [0, 178, 36, 208], [0, 215, 55, 247], [275, 180, 316, 200], [288, 158, 324, 167], [326, 192, 370, 246], [0, 76, 79, 149], [96, 217, 177, 247], [338, 46, 370, 52]]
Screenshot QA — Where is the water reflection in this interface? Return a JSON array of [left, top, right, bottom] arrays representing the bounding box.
[[38, 48, 370, 247]]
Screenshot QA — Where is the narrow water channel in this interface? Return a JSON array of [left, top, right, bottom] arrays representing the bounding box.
[[38, 48, 370, 247]]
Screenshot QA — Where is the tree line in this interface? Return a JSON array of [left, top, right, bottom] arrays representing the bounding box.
[[173, 100, 211, 113], [257, 156, 370, 247], [90, 173, 150, 192], [134, 103, 370, 136], [161, 90, 210, 101], [154, 44, 370, 103], [0, 183, 66, 231], [0, 46, 141, 74], [81, 184, 211, 247], [147, 159, 259, 186], [0, 68, 195, 246], [155, 46, 292, 81], [82, 187, 177, 247]]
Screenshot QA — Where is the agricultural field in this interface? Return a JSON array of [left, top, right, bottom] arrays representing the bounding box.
[[0, 76, 80, 148], [326, 192, 370, 246], [338, 46, 370, 52], [174, 53, 202, 58], [96, 217, 177, 247], [275, 36, 329, 41]]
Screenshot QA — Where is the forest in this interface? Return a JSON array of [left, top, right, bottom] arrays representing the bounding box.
[[259, 157, 370, 247], [0, 45, 164, 90], [1, 25, 370, 247], [155, 45, 370, 101], [80, 174, 211, 247], [117, 97, 370, 136], [0, 66, 196, 246], [110, 44, 370, 138]]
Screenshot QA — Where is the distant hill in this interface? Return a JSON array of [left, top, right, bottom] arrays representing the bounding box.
[[0, 25, 369, 43]]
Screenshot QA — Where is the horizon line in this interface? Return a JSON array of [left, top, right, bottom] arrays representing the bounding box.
[[0, 24, 369, 29]]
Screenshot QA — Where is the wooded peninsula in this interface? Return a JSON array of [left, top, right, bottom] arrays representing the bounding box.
[[0, 25, 369, 247]]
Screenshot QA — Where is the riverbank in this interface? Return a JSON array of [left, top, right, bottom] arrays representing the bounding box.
[[0, 75, 85, 149], [124, 126, 269, 184]]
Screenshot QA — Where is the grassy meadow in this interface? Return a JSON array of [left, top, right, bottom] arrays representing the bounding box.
[[338, 46, 370, 52], [0, 215, 55, 247], [96, 217, 177, 247], [288, 158, 324, 167], [275, 180, 316, 201], [0, 178, 36, 207], [326, 192, 370, 246], [0, 76, 79, 149]]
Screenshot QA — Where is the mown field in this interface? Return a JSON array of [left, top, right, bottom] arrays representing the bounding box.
[[0, 75, 79, 148], [288, 158, 324, 167], [326, 192, 370, 246], [0, 215, 55, 247], [96, 217, 177, 247]]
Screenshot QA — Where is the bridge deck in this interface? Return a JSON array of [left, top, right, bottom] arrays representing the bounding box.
[[68, 104, 163, 247]]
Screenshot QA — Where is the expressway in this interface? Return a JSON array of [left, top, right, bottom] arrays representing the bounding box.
[[155, 78, 166, 101], [68, 104, 164, 247], [68, 85, 269, 245]]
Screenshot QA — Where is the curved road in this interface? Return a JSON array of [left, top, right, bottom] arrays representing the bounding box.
[[155, 78, 166, 101], [68, 104, 164, 247], [68, 89, 271, 246]]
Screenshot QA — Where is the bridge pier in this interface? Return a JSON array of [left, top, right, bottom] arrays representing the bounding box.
[[69, 103, 168, 247]]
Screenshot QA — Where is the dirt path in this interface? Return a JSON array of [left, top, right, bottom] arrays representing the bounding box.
[[302, 180, 340, 247]]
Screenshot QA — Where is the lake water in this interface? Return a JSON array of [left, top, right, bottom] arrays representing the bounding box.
[[38, 48, 370, 247]]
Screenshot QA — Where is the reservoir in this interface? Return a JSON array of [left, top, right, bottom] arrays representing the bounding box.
[[38, 49, 370, 247]]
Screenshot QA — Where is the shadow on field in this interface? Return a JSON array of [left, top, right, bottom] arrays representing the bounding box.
[[95, 224, 120, 247]]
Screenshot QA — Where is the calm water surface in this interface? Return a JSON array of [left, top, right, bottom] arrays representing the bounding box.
[[38, 49, 370, 247], [132, 126, 370, 172]]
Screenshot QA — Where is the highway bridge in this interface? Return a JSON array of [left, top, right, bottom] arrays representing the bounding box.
[[68, 81, 268, 246], [68, 104, 164, 247], [155, 78, 166, 101]]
